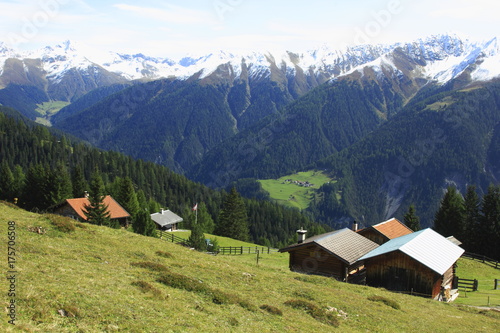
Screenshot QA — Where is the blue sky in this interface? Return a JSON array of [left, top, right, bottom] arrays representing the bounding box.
[[1, 0, 499, 59]]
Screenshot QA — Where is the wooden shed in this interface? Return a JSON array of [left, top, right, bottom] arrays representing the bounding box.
[[150, 209, 183, 231], [357, 217, 413, 245], [279, 228, 379, 282], [359, 228, 464, 300]]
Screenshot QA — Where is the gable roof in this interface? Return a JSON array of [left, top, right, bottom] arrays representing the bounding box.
[[64, 195, 130, 220], [279, 228, 379, 265], [150, 209, 183, 227], [359, 217, 413, 239], [359, 228, 465, 275]]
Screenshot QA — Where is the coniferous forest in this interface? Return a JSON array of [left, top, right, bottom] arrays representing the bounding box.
[[0, 108, 327, 248]]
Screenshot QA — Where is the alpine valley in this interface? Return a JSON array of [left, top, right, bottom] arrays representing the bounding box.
[[1, 33, 500, 228]]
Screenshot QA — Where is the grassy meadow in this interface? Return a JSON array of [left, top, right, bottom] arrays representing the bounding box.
[[1, 202, 499, 332], [454, 257, 500, 307], [258, 171, 334, 210]]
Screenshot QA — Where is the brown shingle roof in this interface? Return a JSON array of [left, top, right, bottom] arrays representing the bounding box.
[[369, 218, 413, 239], [279, 228, 379, 265], [65, 195, 130, 221]]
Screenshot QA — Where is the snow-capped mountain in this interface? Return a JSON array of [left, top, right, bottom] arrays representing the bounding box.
[[2, 34, 499, 85]]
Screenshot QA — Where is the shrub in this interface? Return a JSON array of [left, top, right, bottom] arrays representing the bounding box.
[[260, 304, 283, 316], [284, 299, 339, 327], [367, 295, 401, 310], [130, 262, 169, 272], [45, 214, 76, 233], [157, 272, 257, 310], [155, 250, 173, 258]]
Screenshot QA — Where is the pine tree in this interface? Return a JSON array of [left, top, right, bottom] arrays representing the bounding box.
[[71, 166, 87, 198], [23, 164, 49, 211], [0, 161, 14, 201], [132, 209, 157, 237], [216, 187, 249, 241], [115, 177, 139, 219], [84, 172, 111, 226], [46, 164, 72, 206], [403, 204, 421, 231], [11, 165, 25, 202], [188, 216, 207, 251], [463, 185, 481, 252], [433, 186, 465, 237], [480, 185, 500, 260]]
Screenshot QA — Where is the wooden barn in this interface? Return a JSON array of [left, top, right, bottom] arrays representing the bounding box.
[[279, 228, 379, 282], [359, 228, 465, 300], [357, 217, 413, 245], [52, 195, 131, 226]]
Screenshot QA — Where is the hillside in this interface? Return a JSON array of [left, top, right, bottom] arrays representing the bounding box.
[[1, 203, 499, 332]]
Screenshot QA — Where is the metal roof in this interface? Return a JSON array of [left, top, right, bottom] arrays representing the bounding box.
[[359, 228, 465, 275], [150, 209, 183, 227], [280, 228, 379, 265]]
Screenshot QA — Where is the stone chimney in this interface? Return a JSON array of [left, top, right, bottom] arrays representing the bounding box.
[[352, 220, 358, 232], [297, 227, 307, 244]]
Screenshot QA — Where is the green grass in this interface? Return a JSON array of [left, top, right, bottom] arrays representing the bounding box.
[[1, 202, 500, 332], [35, 101, 70, 117], [167, 230, 269, 248], [34, 101, 70, 126], [454, 257, 500, 307], [258, 170, 334, 210]]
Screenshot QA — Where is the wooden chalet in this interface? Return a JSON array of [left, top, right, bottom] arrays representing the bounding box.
[[357, 217, 413, 245], [52, 195, 130, 226], [279, 228, 379, 282], [150, 209, 183, 231], [359, 228, 465, 300]]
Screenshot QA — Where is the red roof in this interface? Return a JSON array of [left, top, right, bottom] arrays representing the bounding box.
[[370, 218, 413, 239], [65, 195, 130, 221]]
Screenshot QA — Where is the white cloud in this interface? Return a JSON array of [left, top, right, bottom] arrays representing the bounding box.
[[429, 0, 500, 20], [113, 3, 216, 25]]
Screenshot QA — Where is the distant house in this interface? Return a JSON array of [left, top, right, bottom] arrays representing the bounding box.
[[359, 228, 465, 300], [52, 195, 130, 226], [357, 218, 414, 245], [279, 228, 379, 282], [150, 209, 183, 231]]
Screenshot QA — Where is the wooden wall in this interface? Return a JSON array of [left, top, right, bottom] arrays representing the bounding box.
[[358, 229, 387, 245], [364, 251, 443, 298], [289, 244, 346, 280]]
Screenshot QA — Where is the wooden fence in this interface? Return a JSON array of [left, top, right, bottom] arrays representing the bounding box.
[[216, 246, 279, 255], [456, 277, 478, 291], [462, 252, 499, 269], [157, 230, 187, 244]]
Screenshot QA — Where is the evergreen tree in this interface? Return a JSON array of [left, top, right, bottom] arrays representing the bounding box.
[[71, 166, 87, 198], [11, 165, 25, 202], [136, 189, 148, 211], [46, 164, 73, 206], [115, 177, 139, 219], [23, 164, 49, 211], [463, 185, 481, 252], [403, 204, 421, 231], [216, 187, 249, 241], [0, 161, 14, 201], [84, 171, 111, 226], [433, 186, 465, 237], [480, 185, 500, 260], [187, 215, 207, 251], [132, 209, 157, 237]]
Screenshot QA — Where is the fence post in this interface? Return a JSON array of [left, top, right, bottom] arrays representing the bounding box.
[[495, 279, 499, 290], [473, 279, 478, 291]]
